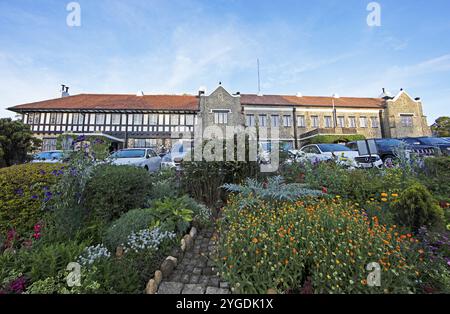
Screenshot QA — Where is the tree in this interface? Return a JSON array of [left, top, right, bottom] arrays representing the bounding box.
[[0, 118, 41, 167], [431, 117, 450, 137]]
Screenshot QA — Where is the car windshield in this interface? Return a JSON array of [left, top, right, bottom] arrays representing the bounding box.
[[162, 154, 172, 162], [419, 137, 449, 145], [111, 149, 146, 158], [318, 144, 351, 152], [34, 152, 51, 160], [376, 139, 405, 148]]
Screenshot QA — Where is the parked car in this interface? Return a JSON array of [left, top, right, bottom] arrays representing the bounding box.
[[31, 150, 65, 163], [442, 137, 450, 143], [352, 139, 434, 167], [400, 137, 450, 156], [108, 148, 161, 172], [160, 142, 191, 169], [294, 144, 383, 169]]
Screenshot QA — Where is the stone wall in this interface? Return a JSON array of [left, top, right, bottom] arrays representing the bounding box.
[[383, 92, 432, 138]]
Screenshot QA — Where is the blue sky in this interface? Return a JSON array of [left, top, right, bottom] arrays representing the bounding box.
[[0, 0, 449, 123]]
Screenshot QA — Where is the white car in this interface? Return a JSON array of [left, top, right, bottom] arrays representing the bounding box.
[[295, 144, 383, 169], [109, 148, 161, 172]]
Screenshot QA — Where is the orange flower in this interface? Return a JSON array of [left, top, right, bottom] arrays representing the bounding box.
[[252, 238, 258, 244]]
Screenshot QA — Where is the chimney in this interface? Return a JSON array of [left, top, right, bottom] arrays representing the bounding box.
[[415, 97, 421, 101], [198, 86, 206, 96], [61, 84, 70, 97]]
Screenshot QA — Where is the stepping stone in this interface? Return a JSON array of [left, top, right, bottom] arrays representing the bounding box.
[[205, 287, 230, 294], [158, 282, 184, 294], [182, 284, 206, 294]]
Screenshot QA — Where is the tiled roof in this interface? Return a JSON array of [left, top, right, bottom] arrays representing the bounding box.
[[241, 94, 385, 109], [8, 94, 200, 111]]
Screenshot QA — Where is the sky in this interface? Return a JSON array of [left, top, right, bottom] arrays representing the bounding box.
[[0, 0, 449, 124]]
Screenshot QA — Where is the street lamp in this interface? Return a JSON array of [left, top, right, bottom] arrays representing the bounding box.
[[332, 93, 340, 128]]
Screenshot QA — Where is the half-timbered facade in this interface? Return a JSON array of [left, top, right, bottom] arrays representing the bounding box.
[[8, 85, 431, 151]]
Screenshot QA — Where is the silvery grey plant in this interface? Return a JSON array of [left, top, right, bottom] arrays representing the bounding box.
[[122, 227, 176, 254], [78, 243, 111, 266]]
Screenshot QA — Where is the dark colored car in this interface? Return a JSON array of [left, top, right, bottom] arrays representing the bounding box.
[[400, 137, 450, 156], [347, 139, 434, 166]]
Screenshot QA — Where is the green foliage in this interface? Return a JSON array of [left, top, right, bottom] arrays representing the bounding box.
[[56, 133, 112, 160], [0, 240, 87, 284], [0, 118, 42, 167], [103, 208, 156, 251], [84, 165, 152, 223], [419, 157, 450, 202], [431, 116, 450, 137], [304, 134, 366, 145], [181, 138, 260, 207], [394, 183, 445, 232], [0, 163, 62, 237], [151, 197, 194, 234], [222, 176, 323, 204], [44, 150, 96, 243], [148, 168, 180, 200]]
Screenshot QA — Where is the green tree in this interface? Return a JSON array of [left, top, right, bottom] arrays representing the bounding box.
[[0, 118, 41, 167], [431, 116, 450, 137]]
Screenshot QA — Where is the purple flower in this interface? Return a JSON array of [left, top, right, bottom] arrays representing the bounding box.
[[15, 189, 24, 197], [39, 170, 46, 175], [44, 191, 53, 202], [31, 195, 38, 200], [8, 276, 26, 293]]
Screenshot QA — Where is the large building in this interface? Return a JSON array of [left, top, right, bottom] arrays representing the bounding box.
[[8, 85, 431, 151]]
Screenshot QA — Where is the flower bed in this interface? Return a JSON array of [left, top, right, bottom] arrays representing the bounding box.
[[218, 196, 423, 294]]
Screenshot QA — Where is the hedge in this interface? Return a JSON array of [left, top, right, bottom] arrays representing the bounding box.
[[305, 134, 366, 145], [0, 163, 63, 237]]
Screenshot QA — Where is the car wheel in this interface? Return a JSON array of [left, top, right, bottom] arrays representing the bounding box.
[[383, 155, 395, 168], [144, 165, 149, 172]]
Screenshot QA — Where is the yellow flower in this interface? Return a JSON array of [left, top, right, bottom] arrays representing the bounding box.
[[381, 198, 388, 202], [381, 192, 388, 198], [391, 193, 398, 197]]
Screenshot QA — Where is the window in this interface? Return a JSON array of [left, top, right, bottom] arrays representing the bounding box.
[[50, 113, 57, 125], [258, 115, 266, 127], [111, 114, 121, 125], [55, 113, 62, 125], [134, 139, 157, 148], [371, 117, 379, 128], [185, 115, 194, 126], [324, 116, 332, 128], [33, 113, 41, 125], [360, 116, 368, 128], [179, 115, 185, 125], [337, 116, 345, 128], [73, 113, 84, 125], [95, 113, 105, 125], [246, 114, 255, 127], [349, 116, 356, 128], [133, 114, 143, 125], [213, 111, 228, 124], [283, 115, 292, 127], [311, 116, 319, 128], [297, 115, 305, 128], [400, 114, 413, 127], [171, 114, 179, 126], [42, 139, 57, 152], [271, 115, 279, 127], [149, 114, 158, 125]]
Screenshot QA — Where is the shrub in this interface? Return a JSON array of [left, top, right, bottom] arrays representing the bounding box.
[[84, 165, 152, 223], [0, 163, 62, 238], [394, 183, 445, 232], [0, 240, 88, 285], [148, 168, 180, 200], [151, 197, 194, 234], [419, 157, 450, 202], [103, 208, 156, 251], [219, 196, 423, 294], [181, 138, 260, 207]]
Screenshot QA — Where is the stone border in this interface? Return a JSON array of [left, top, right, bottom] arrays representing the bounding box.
[[145, 227, 198, 294]]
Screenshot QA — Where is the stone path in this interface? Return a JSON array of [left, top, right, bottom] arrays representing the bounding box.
[[157, 228, 231, 294]]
